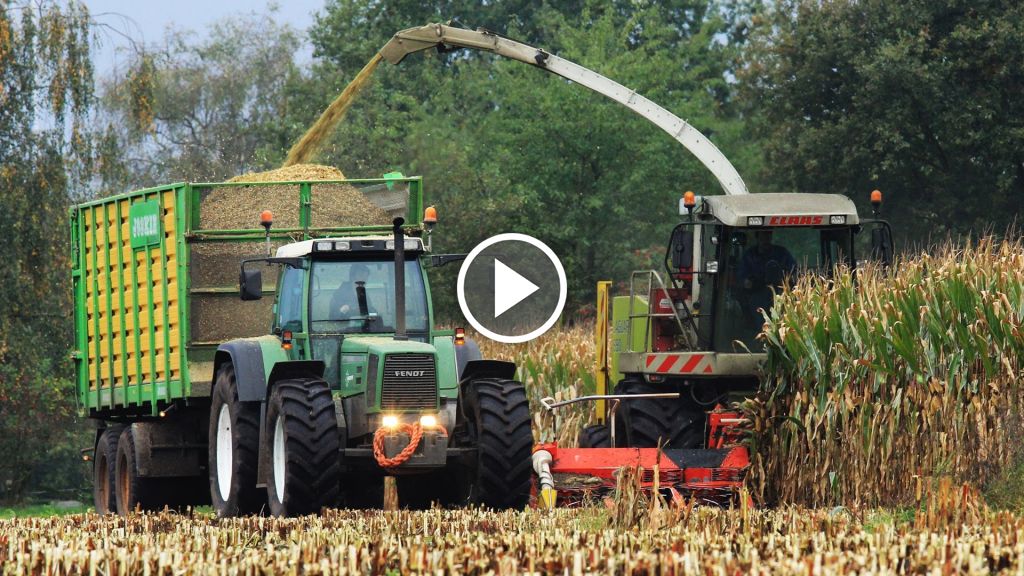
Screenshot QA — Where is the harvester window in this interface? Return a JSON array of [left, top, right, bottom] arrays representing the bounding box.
[[715, 226, 852, 352]]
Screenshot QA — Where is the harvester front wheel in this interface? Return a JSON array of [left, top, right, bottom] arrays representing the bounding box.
[[463, 378, 533, 509], [208, 364, 263, 517], [615, 378, 705, 449], [578, 424, 611, 448], [266, 378, 341, 517], [93, 425, 123, 514]]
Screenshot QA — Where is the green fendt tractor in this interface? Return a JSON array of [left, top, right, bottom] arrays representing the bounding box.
[[216, 217, 534, 517], [73, 176, 533, 517]]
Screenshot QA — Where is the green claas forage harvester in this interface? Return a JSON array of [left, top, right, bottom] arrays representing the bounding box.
[[72, 176, 533, 517]]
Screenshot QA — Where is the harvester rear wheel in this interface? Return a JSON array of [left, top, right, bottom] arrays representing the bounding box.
[[615, 378, 705, 449], [266, 378, 341, 517], [115, 426, 155, 514], [93, 425, 123, 514], [463, 378, 533, 509], [208, 364, 264, 517]]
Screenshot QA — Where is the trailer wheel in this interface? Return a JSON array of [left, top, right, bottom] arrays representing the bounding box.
[[266, 378, 341, 517], [616, 378, 705, 449], [209, 364, 263, 517], [578, 424, 611, 448], [93, 425, 123, 514], [463, 378, 533, 509], [115, 426, 156, 514]]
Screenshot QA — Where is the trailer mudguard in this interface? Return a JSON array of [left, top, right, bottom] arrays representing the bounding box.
[[129, 419, 204, 478], [459, 359, 517, 384]]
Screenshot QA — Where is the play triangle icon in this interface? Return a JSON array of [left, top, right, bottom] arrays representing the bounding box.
[[493, 258, 539, 317]]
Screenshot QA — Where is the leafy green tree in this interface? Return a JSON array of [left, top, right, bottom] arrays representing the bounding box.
[[0, 0, 94, 502], [741, 0, 1024, 244], [97, 9, 303, 189]]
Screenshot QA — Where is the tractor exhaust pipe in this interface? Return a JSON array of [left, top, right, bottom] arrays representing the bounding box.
[[393, 217, 407, 341]]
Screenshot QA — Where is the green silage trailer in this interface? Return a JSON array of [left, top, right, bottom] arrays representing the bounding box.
[[72, 176, 425, 511]]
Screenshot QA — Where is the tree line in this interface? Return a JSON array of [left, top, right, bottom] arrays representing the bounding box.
[[0, 0, 1021, 500]]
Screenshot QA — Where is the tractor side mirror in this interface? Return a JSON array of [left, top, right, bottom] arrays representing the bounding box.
[[670, 229, 694, 270], [239, 267, 263, 301], [870, 223, 894, 267]]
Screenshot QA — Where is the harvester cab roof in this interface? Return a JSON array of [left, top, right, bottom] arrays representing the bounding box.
[[692, 193, 861, 227]]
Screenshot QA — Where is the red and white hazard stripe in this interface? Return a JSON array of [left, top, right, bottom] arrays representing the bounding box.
[[644, 353, 714, 374]]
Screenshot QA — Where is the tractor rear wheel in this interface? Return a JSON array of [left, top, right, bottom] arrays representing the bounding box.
[[615, 378, 705, 449], [208, 364, 263, 517], [93, 425, 123, 514], [266, 378, 341, 517], [463, 378, 533, 509]]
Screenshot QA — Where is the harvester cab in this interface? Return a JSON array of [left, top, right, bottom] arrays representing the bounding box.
[[211, 189, 535, 517], [533, 192, 893, 507]]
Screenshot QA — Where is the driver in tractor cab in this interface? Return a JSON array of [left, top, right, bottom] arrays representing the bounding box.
[[330, 263, 375, 318], [738, 230, 796, 325]]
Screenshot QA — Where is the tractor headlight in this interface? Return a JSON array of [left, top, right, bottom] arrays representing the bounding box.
[[830, 215, 847, 225], [747, 216, 764, 226], [419, 414, 438, 428], [382, 415, 399, 429]]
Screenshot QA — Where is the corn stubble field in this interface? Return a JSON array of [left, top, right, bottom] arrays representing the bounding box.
[[6, 239, 1024, 574], [3, 491, 1023, 574]]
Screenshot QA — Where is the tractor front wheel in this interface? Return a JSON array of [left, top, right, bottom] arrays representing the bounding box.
[[463, 378, 533, 509], [266, 378, 341, 517]]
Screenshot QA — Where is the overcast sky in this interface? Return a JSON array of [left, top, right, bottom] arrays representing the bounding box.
[[86, 0, 325, 73]]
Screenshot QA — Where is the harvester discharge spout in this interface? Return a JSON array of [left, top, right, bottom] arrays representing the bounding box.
[[379, 23, 749, 197]]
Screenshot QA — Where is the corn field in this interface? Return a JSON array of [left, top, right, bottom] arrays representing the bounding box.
[[750, 237, 1024, 507]]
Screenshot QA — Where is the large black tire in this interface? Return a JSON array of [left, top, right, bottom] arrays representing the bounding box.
[[93, 425, 123, 514], [463, 378, 533, 509], [615, 378, 706, 449], [578, 424, 611, 448], [266, 379, 341, 517], [115, 426, 156, 514], [209, 364, 264, 517]]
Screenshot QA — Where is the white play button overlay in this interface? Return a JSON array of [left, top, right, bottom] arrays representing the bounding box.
[[493, 259, 539, 317], [457, 233, 567, 344]]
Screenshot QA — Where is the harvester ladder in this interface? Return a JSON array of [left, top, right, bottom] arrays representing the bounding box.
[[626, 270, 696, 353]]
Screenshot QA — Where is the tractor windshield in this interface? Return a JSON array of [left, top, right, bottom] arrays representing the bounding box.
[[309, 259, 429, 335], [712, 226, 852, 351]]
